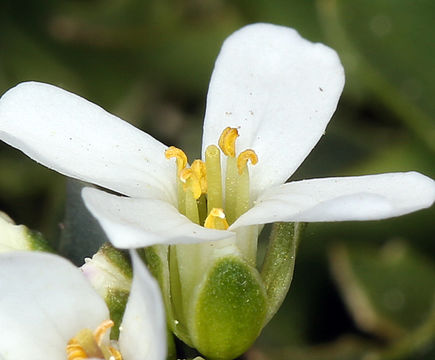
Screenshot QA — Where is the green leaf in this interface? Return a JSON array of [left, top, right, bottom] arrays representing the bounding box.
[[329, 241, 435, 339]]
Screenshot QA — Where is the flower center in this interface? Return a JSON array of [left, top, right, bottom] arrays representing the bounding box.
[[66, 320, 122, 360], [165, 127, 258, 228]]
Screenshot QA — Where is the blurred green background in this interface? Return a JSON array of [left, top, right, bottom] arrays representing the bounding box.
[[0, 0, 434, 359]]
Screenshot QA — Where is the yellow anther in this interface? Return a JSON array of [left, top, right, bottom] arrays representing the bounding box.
[[218, 127, 239, 157], [165, 146, 188, 175], [191, 159, 207, 194], [66, 339, 87, 360], [93, 319, 114, 346], [180, 168, 202, 200], [67, 320, 122, 360], [109, 347, 123, 360], [204, 208, 229, 230], [237, 149, 258, 174]]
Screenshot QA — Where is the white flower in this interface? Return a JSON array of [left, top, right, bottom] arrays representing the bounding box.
[[0, 23, 433, 252], [0, 251, 166, 360]]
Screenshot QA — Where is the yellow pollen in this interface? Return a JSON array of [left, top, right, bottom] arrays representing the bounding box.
[[204, 208, 229, 230], [191, 159, 207, 194], [165, 146, 188, 175], [180, 168, 202, 200], [218, 127, 239, 157], [237, 149, 258, 174]]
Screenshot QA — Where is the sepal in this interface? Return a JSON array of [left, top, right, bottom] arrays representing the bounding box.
[[261, 222, 305, 323], [190, 256, 267, 360]]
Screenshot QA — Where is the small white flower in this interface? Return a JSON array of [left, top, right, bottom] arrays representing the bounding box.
[[0, 23, 433, 252], [0, 251, 166, 360]]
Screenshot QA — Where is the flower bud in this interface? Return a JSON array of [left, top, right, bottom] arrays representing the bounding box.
[[0, 211, 51, 253], [81, 243, 132, 339]]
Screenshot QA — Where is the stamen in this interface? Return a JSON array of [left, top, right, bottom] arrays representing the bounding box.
[[218, 127, 239, 157], [165, 146, 188, 175], [66, 339, 87, 360], [224, 156, 238, 225], [191, 160, 207, 194], [204, 208, 229, 230], [235, 150, 258, 219], [237, 149, 258, 175], [108, 347, 123, 360], [179, 168, 202, 200], [67, 328, 103, 359], [67, 320, 122, 360], [93, 320, 114, 346], [205, 145, 223, 213]]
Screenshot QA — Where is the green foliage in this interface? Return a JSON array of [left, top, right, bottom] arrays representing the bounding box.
[[331, 241, 435, 337]]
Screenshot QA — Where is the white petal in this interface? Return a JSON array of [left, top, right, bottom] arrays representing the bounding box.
[[0, 82, 176, 203], [119, 251, 166, 360], [231, 172, 435, 227], [202, 23, 345, 197], [0, 251, 108, 360], [82, 187, 233, 248]]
